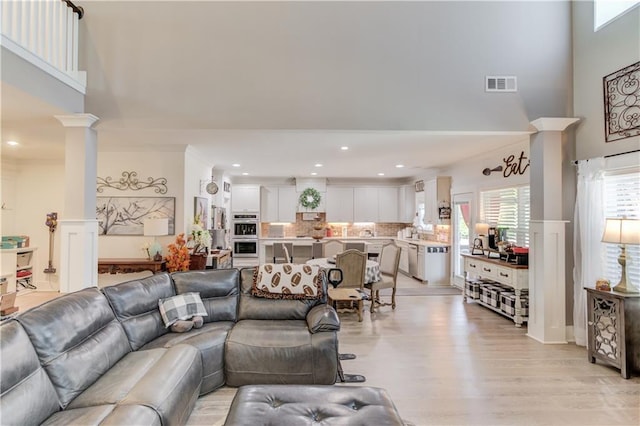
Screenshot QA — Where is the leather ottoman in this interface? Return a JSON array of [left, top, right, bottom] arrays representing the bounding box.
[[223, 384, 406, 425]]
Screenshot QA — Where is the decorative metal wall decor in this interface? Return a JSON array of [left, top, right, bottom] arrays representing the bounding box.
[[482, 151, 530, 178], [97, 171, 168, 194], [96, 197, 175, 235], [603, 61, 640, 142]]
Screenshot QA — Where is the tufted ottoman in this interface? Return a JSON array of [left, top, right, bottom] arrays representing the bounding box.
[[223, 384, 406, 425]]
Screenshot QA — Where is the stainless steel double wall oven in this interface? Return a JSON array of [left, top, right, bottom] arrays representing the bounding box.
[[231, 212, 259, 258]]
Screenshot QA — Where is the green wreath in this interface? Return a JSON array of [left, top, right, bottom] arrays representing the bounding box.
[[299, 187, 322, 210]]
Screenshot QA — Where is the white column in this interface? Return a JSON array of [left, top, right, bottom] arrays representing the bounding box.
[[527, 117, 579, 344], [55, 114, 100, 293]]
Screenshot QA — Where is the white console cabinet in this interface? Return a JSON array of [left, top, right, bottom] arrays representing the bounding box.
[[462, 254, 528, 327]]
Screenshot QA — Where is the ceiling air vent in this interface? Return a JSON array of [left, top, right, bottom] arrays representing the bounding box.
[[485, 76, 517, 92]]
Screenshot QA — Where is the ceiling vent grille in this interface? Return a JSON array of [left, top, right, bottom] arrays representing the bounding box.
[[485, 76, 517, 92]]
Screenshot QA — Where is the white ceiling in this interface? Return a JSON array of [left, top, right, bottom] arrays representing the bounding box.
[[3, 1, 560, 178]]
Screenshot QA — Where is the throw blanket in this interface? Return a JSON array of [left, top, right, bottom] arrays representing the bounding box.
[[252, 263, 324, 300]]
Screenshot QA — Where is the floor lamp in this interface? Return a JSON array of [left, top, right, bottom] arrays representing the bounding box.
[[144, 218, 169, 261], [601, 217, 640, 293]]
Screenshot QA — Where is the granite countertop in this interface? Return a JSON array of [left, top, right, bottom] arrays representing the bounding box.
[[393, 237, 450, 247]]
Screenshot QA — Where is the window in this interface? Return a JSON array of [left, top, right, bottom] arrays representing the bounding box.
[[594, 0, 640, 31], [603, 169, 640, 288], [480, 186, 530, 247]]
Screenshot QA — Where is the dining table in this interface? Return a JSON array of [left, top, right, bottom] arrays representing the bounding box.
[[306, 257, 381, 284]]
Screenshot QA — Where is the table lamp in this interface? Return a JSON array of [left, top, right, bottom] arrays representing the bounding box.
[[144, 218, 169, 261], [601, 217, 640, 293]]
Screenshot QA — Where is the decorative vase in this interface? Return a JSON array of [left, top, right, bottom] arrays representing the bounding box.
[[189, 253, 207, 270], [312, 216, 325, 240]]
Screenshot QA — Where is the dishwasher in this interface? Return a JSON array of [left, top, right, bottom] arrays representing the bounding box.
[[407, 243, 419, 279]]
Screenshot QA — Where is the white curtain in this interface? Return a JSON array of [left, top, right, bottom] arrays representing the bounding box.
[[573, 158, 605, 346]]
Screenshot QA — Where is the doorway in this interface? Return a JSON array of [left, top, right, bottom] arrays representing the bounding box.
[[452, 193, 473, 288]]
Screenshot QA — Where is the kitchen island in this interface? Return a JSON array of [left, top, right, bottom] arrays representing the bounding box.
[[259, 237, 393, 264]]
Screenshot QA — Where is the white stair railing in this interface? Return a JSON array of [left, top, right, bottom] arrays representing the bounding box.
[[1, 0, 86, 93]]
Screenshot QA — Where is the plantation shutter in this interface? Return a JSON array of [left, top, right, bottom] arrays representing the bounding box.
[[603, 170, 640, 288], [480, 186, 530, 247]]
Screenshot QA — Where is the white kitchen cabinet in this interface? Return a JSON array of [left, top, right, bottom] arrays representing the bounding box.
[[378, 187, 399, 222], [326, 187, 354, 222], [261, 186, 297, 223], [423, 177, 451, 226], [399, 185, 415, 223], [232, 185, 261, 212], [354, 187, 378, 222], [396, 240, 410, 275], [278, 186, 298, 222]]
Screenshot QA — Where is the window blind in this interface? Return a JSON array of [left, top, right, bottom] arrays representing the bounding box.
[[480, 185, 530, 247], [603, 170, 640, 288]]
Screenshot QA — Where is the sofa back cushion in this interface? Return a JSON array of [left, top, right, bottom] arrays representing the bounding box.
[[238, 267, 327, 321], [102, 272, 176, 350], [0, 320, 61, 425], [171, 269, 239, 322], [17, 288, 131, 408]]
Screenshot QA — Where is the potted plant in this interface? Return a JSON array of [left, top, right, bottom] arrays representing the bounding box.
[[165, 233, 190, 272]]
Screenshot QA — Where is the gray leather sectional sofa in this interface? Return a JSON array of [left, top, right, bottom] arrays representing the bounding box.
[[0, 268, 340, 425]]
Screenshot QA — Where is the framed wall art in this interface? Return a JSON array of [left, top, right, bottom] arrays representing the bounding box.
[[603, 61, 640, 143], [194, 196, 208, 226], [97, 197, 175, 236]]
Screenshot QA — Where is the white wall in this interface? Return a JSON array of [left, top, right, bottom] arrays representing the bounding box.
[[97, 150, 186, 259], [443, 140, 530, 220], [573, 1, 640, 160], [1, 159, 66, 291]]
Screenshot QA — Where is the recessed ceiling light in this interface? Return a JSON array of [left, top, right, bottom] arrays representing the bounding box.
[[377, 173, 385, 176], [6, 140, 19, 146], [242, 172, 249, 176], [310, 172, 318, 176], [340, 146, 349, 151], [314, 163, 323, 168], [232, 163, 241, 167], [395, 164, 404, 168]]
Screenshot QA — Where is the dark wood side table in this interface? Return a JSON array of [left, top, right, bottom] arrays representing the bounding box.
[[585, 288, 640, 379], [98, 258, 166, 275]]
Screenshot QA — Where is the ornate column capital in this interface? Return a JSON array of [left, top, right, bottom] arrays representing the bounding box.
[[54, 113, 99, 128], [529, 117, 580, 132]]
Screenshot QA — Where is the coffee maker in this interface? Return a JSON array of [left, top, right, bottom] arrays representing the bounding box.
[[487, 227, 497, 249]]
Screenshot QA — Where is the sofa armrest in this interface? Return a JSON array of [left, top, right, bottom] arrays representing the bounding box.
[[306, 304, 340, 333]]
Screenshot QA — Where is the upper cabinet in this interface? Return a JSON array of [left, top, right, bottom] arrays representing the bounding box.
[[354, 187, 379, 222], [326, 187, 354, 222], [232, 185, 261, 212], [377, 187, 400, 222], [399, 185, 416, 223], [423, 177, 451, 225], [261, 186, 297, 222]]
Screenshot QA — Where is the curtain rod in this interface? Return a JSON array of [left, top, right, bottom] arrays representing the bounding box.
[[573, 149, 640, 165]]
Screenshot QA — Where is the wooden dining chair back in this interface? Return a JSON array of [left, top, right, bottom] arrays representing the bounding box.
[[311, 242, 324, 259], [365, 242, 401, 313], [322, 240, 344, 259], [335, 249, 367, 290], [273, 242, 293, 263], [344, 242, 366, 253]]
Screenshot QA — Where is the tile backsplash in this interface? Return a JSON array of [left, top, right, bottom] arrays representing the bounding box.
[[260, 213, 409, 238]]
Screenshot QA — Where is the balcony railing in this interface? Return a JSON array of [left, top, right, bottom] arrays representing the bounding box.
[[1, 0, 86, 93]]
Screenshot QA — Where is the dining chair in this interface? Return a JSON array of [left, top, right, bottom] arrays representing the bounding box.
[[344, 242, 365, 253], [365, 242, 400, 313], [311, 242, 324, 259], [273, 242, 293, 263], [322, 240, 344, 259], [335, 249, 366, 290]]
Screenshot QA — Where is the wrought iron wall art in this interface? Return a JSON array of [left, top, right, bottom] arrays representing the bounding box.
[[96, 197, 175, 235], [97, 171, 168, 194], [603, 61, 640, 143]]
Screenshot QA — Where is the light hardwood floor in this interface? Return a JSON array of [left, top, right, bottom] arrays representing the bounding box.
[[11, 274, 640, 425]]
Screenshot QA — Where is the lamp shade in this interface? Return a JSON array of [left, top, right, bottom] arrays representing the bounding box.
[[602, 218, 640, 245], [475, 223, 489, 235], [144, 218, 169, 237]]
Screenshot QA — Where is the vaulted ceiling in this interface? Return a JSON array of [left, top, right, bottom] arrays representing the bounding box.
[[3, 1, 573, 178]]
